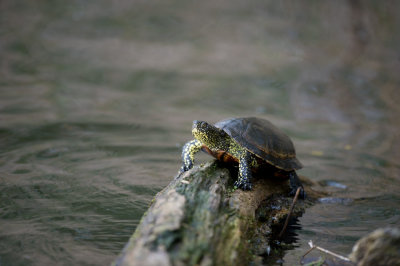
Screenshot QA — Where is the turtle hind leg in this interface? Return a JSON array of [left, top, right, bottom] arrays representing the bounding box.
[[288, 171, 306, 199], [234, 151, 253, 190], [180, 139, 202, 173]]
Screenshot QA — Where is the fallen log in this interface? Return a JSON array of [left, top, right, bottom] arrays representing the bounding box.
[[113, 161, 324, 266]]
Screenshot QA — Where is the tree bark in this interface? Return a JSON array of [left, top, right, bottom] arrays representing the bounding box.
[[113, 161, 324, 266]]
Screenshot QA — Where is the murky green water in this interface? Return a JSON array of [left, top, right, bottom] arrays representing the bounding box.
[[1, 1, 399, 265]]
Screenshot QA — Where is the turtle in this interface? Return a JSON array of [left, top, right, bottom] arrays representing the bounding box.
[[180, 117, 305, 198]]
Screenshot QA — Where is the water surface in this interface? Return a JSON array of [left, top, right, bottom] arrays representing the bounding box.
[[1, 1, 399, 265]]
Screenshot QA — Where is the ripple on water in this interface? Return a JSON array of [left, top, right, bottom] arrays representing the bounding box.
[[0, 119, 171, 265]]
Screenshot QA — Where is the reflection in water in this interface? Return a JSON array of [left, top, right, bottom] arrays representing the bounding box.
[[1, 1, 399, 265]]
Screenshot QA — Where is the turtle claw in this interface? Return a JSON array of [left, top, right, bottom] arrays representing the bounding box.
[[180, 163, 193, 174], [180, 165, 188, 173], [234, 180, 253, 190], [289, 186, 306, 199], [289, 171, 306, 199]]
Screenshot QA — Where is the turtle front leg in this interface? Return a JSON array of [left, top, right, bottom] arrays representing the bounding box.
[[234, 151, 253, 190], [180, 139, 202, 173], [288, 171, 306, 199]]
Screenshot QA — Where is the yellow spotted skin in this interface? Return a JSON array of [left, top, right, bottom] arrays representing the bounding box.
[[181, 121, 258, 189], [180, 139, 202, 172]]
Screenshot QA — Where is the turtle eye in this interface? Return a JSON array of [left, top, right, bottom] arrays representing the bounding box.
[[195, 121, 206, 129], [192, 120, 209, 131]]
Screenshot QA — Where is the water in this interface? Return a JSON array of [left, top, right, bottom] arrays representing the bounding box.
[[1, 1, 399, 265]]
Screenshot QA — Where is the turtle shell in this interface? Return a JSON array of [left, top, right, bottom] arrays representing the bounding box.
[[214, 117, 303, 171]]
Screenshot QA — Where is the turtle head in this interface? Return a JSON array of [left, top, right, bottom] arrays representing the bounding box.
[[192, 120, 227, 149]]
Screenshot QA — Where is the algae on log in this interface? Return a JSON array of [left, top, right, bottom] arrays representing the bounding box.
[[113, 162, 324, 266]]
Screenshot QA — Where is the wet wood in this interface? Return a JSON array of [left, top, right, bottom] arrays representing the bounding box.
[[113, 162, 325, 266]]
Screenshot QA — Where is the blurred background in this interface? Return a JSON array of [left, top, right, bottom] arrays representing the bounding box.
[[1, 0, 399, 265]]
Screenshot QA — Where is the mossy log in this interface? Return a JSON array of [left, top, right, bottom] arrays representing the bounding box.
[[113, 162, 324, 266]]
